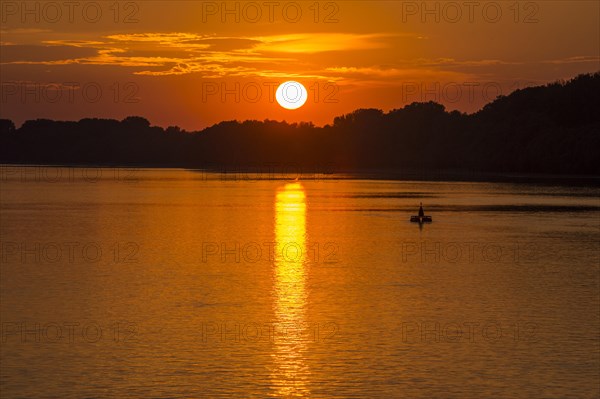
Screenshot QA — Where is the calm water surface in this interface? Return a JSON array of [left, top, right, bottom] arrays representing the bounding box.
[[1, 168, 599, 398]]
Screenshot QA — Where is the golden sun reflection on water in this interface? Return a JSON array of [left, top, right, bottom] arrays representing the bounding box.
[[271, 182, 310, 397]]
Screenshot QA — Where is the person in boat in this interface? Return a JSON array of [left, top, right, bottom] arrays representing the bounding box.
[[418, 202, 424, 217]]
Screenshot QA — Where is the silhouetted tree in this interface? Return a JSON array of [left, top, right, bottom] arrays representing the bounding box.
[[1, 72, 598, 175], [0, 119, 16, 135]]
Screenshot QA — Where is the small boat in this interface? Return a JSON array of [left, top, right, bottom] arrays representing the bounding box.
[[410, 215, 432, 223]]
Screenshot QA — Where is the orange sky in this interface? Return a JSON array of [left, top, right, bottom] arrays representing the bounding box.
[[1, 1, 599, 130]]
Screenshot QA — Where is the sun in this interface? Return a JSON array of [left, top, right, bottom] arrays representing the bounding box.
[[275, 81, 308, 110]]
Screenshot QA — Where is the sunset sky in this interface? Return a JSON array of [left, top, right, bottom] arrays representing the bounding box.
[[1, 1, 598, 130]]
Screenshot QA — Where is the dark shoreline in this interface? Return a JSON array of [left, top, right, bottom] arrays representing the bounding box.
[[2, 163, 599, 186]]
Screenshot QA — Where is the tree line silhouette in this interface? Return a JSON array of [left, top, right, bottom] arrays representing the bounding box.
[[1, 72, 598, 175]]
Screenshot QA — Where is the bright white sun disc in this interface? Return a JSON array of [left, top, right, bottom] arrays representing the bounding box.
[[276, 81, 307, 110]]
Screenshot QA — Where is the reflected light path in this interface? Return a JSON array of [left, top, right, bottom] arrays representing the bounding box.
[[271, 182, 311, 397]]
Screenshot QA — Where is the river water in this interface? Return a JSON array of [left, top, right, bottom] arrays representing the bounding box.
[[1, 167, 598, 398]]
